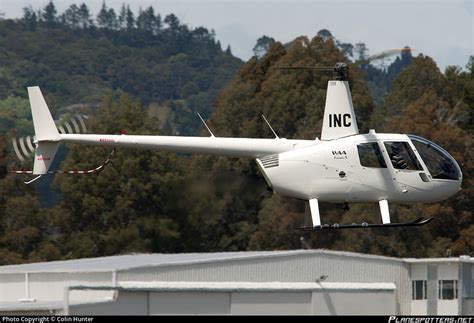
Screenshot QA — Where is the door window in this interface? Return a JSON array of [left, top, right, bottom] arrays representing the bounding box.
[[384, 142, 423, 171], [357, 143, 387, 168]]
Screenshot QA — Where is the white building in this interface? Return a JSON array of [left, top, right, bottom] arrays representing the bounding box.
[[0, 249, 471, 315]]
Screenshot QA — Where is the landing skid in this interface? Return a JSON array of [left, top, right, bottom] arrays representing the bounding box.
[[297, 217, 434, 231]]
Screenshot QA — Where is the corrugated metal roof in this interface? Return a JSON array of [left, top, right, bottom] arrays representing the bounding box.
[[0, 249, 402, 274], [0, 249, 469, 274]]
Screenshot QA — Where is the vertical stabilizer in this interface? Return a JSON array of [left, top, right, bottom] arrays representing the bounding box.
[[28, 86, 61, 142], [320, 81, 359, 140]]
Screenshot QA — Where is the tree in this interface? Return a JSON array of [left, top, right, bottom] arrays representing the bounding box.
[[96, 1, 108, 28], [63, 4, 81, 28], [0, 133, 47, 264], [316, 29, 333, 41], [52, 94, 185, 256], [336, 41, 353, 58], [467, 56, 474, 75], [164, 14, 180, 33], [252, 35, 275, 59], [126, 5, 135, 30], [78, 3, 93, 29], [136, 6, 161, 33], [118, 4, 127, 29], [354, 42, 369, 61], [22, 6, 37, 31], [97, 1, 118, 29], [42, 0, 57, 27]]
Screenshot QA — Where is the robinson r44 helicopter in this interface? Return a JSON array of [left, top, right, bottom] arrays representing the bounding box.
[[15, 62, 462, 230]]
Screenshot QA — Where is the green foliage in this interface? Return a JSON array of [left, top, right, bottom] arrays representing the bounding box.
[[364, 48, 413, 105], [0, 96, 32, 136], [0, 134, 50, 264], [0, 1, 241, 262], [0, 2, 241, 135], [51, 95, 185, 256], [253, 35, 276, 59]]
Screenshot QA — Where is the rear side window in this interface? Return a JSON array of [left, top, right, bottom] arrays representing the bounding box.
[[357, 143, 387, 168], [384, 142, 423, 170]]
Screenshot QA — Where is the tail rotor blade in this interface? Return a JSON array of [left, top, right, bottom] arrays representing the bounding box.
[[70, 116, 81, 134], [25, 136, 35, 153], [12, 138, 25, 162], [57, 125, 66, 134], [75, 114, 88, 133], [64, 121, 73, 134], [19, 136, 32, 159]]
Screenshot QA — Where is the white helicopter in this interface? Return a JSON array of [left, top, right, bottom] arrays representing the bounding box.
[[16, 62, 462, 230]]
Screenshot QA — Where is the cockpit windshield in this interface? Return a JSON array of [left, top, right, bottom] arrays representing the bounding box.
[[408, 135, 462, 181]]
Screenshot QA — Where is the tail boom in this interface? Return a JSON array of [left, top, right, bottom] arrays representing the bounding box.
[[59, 134, 314, 159]]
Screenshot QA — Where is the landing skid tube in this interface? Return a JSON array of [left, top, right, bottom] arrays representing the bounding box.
[[297, 217, 434, 231]]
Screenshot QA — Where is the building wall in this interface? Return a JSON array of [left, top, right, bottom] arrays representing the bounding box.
[[460, 262, 474, 314], [117, 253, 411, 314], [410, 262, 460, 315], [311, 290, 396, 315], [0, 309, 55, 315], [67, 289, 396, 315], [0, 272, 115, 303], [0, 274, 26, 302], [67, 292, 148, 315], [438, 263, 459, 315]]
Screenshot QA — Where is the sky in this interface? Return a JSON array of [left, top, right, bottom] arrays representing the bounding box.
[[0, 0, 472, 70]]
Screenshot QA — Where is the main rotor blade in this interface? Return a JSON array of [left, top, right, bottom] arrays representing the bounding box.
[[274, 66, 334, 70], [355, 47, 415, 65]]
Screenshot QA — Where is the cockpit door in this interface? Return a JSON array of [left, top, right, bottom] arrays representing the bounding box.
[[354, 141, 395, 200]]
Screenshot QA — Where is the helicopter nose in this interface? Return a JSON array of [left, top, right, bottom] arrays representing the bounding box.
[[427, 178, 462, 202], [446, 178, 463, 198]]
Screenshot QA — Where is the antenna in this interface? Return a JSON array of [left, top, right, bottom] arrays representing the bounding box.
[[197, 113, 215, 138], [261, 114, 279, 139]]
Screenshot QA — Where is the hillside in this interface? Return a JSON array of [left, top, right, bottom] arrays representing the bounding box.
[[0, 2, 242, 137]]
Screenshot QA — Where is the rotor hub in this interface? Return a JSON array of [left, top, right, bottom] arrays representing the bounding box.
[[333, 62, 348, 81]]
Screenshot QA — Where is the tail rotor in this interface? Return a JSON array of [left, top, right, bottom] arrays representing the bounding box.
[[12, 113, 89, 162]]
